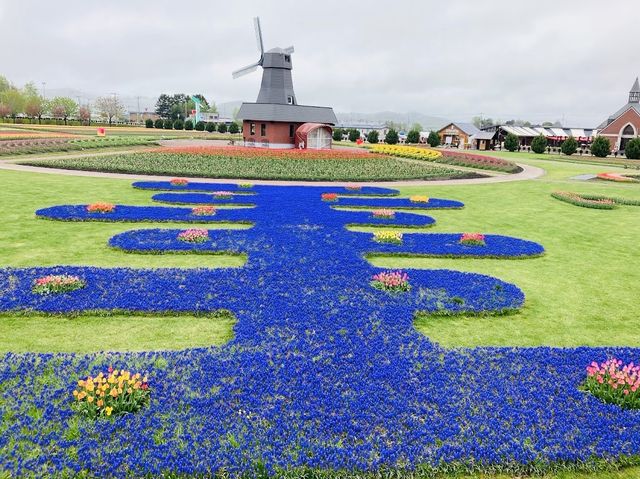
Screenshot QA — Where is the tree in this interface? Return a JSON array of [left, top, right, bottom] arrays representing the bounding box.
[[173, 118, 184, 130], [385, 129, 399, 145], [94, 96, 124, 125], [0, 75, 11, 93], [590, 136, 611, 158], [218, 122, 228, 133], [427, 131, 440, 147], [195, 120, 205, 131], [205, 122, 216, 133], [348, 129, 360, 142], [0, 88, 25, 121], [504, 133, 519, 152], [531, 135, 548, 154], [154, 118, 164, 129], [561, 136, 578, 156], [625, 138, 640, 160], [229, 122, 239, 134], [332, 128, 343, 142], [184, 119, 193, 130], [48, 96, 78, 125], [406, 129, 420, 144], [24, 96, 46, 123], [163, 119, 174, 129], [366, 130, 379, 144], [0, 103, 10, 119], [472, 116, 495, 129], [155, 94, 173, 119], [78, 105, 91, 125], [542, 121, 554, 127], [410, 122, 423, 132], [145, 118, 154, 128]]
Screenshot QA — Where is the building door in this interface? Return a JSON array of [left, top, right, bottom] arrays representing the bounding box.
[[307, 127, 332, 149], [619, 124, 636, 151]]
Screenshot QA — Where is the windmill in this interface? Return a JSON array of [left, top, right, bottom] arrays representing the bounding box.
[[232, 17, 298, 106]]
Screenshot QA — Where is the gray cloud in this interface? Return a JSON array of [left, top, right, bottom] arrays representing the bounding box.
[[1, 0, 638, 126]]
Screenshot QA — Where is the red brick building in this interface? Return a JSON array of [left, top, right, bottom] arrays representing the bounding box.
[[597, 77, 640, 153]]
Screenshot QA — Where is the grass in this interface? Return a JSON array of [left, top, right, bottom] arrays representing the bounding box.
[[473, 148, 640, 170], [19, 150, 474, 181]]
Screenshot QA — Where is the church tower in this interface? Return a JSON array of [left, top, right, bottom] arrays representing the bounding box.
[[630, 77, 640, 103]]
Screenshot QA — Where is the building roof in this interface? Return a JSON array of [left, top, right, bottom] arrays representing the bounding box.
[[597, 103, 640, 129], [492, 124, 597, 138], [631, 77, 640, 93], [237, 103, 337, 124], [439, 122, 480, 136], [472, 131, 495, 140]]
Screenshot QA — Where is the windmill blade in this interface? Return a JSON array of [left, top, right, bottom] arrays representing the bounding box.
[[254, 17, 264, 56], [232, 62, 260, 79], [283, 45, 295, 55]]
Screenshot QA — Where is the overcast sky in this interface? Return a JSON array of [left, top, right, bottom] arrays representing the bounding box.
[[1, 0, 639, 126]]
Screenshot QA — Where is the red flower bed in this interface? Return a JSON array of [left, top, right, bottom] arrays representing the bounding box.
[[439, 150, 520, 173], [156, 146, 387, 160]]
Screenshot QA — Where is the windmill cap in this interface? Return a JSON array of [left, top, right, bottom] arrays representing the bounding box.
[[266, 47, 289, 54]]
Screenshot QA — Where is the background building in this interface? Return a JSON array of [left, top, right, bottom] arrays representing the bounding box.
[[597, 77, 640, 152]]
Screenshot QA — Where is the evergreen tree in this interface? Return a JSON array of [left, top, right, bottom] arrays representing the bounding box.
[[561, 136, 578, 156], [625, 138, 640, 160], [195, 121, 205, 131], [218, 123, 228, 133], [332, 128, 343, 142], [348, 129, 360, 142], [531, 134, 548, 154], [504, 133, 519, 152], [406, 129, 420, 144], [590, 136, 611, 158], [427, 131, 440, 147], [229, 122, 240, 134], [366, 130, 379, 144], [385, 129, 399, 145]]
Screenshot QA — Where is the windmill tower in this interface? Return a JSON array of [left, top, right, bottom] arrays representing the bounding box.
[[233, 18, 297, 106], [234, 17, 337, 149]]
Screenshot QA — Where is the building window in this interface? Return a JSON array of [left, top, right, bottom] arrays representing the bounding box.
[[260, 123, 266, 136], [250, 123, 255, 135], [622, 124, 635, 136], [287, 95, 293, 105], [289, 124, 295, 137], [285, 55, 290, 63]]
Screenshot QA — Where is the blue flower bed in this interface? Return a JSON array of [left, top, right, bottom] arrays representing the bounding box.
[[110, 229, 249, 254], [337, 197, 464, 209], [35, 205, 252, 223], [365, 232, 545, 258], [8, 184, 634, 478], [152, 192, 256, 205]]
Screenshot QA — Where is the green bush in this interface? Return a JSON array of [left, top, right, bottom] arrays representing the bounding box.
[[561, 136, 578, 156], [625, 138, 640, 160], [531, 135, 548, 154], [366, 130, 379, 144], [218, 123, 228, 133], [195, 121, 205, 131], [154, 119, 164, 129], [504, 133, 519, 152], [145, 118, 154, 128], [427, 131, 440, 147], [229, 122, 240, 134], [406, 129, 420, 144], [163, 119, 174, 130], [590, 136, 611, 158], [173, 119, 184, 130], [385, 129, 399, 145], [332, 128, 343, 142], [205, 122, 216, 133], [348, 129, 360, 142], [184, 120, 193, 131]]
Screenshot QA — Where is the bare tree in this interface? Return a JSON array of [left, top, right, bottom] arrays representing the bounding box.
[[78, 105, 91, 125], [95, 96, 125, 125]]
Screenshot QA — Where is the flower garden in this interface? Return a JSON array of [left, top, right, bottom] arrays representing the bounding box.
[[2, 145, 640, 478]]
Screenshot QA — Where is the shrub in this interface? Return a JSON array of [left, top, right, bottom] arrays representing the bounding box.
[[72, 368, 150, 419], [218, 123, 228, 133], [321, 193, 338, 202], [561, 136, 578, 156], [163, 119, 174, 130], [626, 138, 640, 160], [373, 230, 403, 244], [406, 129, 420, 144], [191, 205, 216, 216], [184, 120, 194, 131], [583, 359, 640, 409], [87, 202, 115, 213], [173, 119, 184, 130], [459, 233, 486, 246], [178, 228, 209, 243], [590, 136, 611, 158], [372, 209, 395, 219], [33, 274, 85, 295], [195, 121, 205, 131], [348, 129, 360, 142], [154, 119, 164, 129], [385, 129, 399, 145], [531, 135, 548, 154], [229, 122, 240, 134], [427, 131, 440, 147], [145, 118, 154, 128], [332, 128, 343, 142], [371, 270, 410, 293], [504, 133, 519, 152], [367, 130, 379, 144], [205, 122, 216, 133]]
